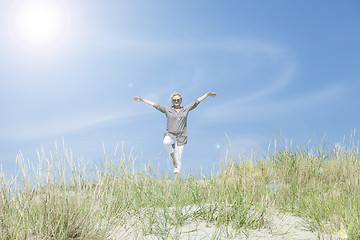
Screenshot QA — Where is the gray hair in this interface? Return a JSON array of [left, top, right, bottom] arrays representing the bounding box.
[[170, 92, 182, 103]]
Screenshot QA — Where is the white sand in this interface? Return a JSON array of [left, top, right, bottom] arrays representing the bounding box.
[[109, 207, 338, 240]]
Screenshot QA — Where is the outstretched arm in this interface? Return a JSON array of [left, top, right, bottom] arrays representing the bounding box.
[[133, 96, 155, 107], [196, 91, 217, 102]]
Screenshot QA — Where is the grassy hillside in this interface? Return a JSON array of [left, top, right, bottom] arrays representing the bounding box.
[[0, 140, 359, 239]]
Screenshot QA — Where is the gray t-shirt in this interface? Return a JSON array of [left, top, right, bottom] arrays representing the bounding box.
[[153, 100, 200, 145]]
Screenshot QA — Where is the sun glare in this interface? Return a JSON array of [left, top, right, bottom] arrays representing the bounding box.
[[8, 0, 70, 52]]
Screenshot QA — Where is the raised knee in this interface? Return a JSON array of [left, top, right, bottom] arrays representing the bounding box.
[[163, 136, 173, 145]]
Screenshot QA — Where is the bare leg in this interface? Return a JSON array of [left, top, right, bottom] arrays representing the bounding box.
[[170, 152, 177, 168], [174, 172, 179, 181], [171, 153, 179, 180]]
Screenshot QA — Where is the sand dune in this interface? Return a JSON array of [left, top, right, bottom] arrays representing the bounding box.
[[109, 207, 337, 240]]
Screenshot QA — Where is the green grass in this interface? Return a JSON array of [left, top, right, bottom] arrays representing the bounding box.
[[0, 138, 359, 239]]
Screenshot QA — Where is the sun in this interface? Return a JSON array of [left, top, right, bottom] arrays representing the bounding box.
[[8, 0, 70, 52]]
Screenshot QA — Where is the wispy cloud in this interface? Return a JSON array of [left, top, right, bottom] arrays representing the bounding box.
[[230, 62, 296, 104], [0, 34, 301, 141], [93, 33, 286, 57], [88, 34, 302, 123], [0, 106, 146, 141], [93, 33, 295, 94], [204, 84, 346, 123]]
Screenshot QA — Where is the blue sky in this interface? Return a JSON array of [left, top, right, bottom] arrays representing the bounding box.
[[1, 0, 360, 176]]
